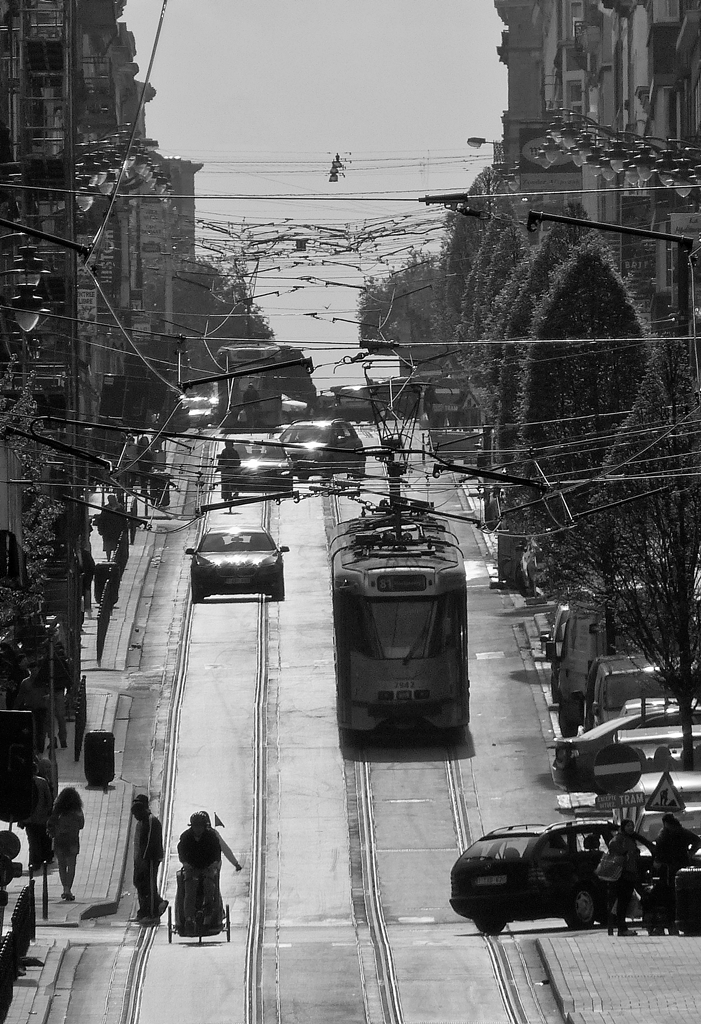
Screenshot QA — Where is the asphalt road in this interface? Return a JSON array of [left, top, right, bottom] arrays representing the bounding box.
[[133, 464, 564, 1024]]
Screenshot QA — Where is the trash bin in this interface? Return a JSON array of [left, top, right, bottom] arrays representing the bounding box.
[[84, 730, 115, 787], [675, 866, 701, 935]]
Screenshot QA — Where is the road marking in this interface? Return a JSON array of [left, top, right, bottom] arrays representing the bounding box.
[[474, 651, 505, 660]]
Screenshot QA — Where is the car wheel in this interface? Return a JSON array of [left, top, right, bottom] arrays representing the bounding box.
[[270, 579, 285, 602], [563, 886, 597, 929], [471, 915, 507, 936], [191, 582, 206, 604], [558, 694, 584, 737]]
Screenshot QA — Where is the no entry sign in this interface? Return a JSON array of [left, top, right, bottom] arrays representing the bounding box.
[[593, 743, 643, 795]]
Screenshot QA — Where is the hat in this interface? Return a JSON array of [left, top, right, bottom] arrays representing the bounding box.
[[131, 794, 149, 808]]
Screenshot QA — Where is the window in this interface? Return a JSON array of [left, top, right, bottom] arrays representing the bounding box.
[[569, 0, 583, 38], [200, 531, 274, 553], [539, 835, 568, 858], [575, 831, 609, 854]]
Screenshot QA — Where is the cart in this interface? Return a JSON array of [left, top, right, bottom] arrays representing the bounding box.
[[167, 866, 231, 943]]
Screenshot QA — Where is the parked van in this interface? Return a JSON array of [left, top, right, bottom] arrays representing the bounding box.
[[543, 602, 607, 736], [584, 654, 664, 730]]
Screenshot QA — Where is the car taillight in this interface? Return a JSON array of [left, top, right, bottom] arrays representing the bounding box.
[[553, 746, 572, 768]]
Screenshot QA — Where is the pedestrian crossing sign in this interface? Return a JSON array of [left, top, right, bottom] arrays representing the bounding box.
[[645, 772, 686, 813]]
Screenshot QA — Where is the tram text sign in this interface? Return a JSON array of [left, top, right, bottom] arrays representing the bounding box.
[[593, 743, 643, 795], [377, 574, 426, 593]]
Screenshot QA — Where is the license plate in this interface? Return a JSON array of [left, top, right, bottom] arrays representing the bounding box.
[[473, 875, 507, 887]]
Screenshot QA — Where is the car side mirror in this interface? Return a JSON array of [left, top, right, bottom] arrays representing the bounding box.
[[185, 547, 194, 555], [280, 545, 289, 553]]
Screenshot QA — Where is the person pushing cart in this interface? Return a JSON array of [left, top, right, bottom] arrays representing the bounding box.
[[176, 811, 242, 935]]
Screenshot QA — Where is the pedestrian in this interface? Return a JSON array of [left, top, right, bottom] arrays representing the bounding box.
[[18, 772, 54, 871], [32, 640, 72, 749], [14, 669, 50, 753], [242, 382, 259, 426], [121, 434, 139, 488], [653, 812, 701, 934], [79, 546, 95, 619], [94, 494, 126, 560], [0, 641, 28, 710], [216, 440, 241, 504], [135, 436, 154, 499], [46, 786, 84, 901], [177, 811, 241, 933], [130, 794, 168, 923], [607, 817, 654, 936]]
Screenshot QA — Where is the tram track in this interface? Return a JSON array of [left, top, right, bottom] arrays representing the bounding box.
[[118, 434, 275, 1024], [330, 484, 532, 1024]]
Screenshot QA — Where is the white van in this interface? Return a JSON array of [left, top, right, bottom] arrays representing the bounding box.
[[584, 654, 664, 729]]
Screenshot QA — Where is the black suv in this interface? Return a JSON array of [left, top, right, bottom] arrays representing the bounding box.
[[278, 419, 365, 479], [450, 820, 626, 935]]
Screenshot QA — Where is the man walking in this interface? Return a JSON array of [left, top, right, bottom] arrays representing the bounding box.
[[95, 494, 126, 560], [131, 794, 168, 923], [654, 812, 701, 933], [216, 440, 241, 504]]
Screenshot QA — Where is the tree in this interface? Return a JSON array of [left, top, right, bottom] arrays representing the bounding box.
[[496, 218, 592, 454], [0, 368, 63, 631], [593, 341, 701, 769], [455, 221, 528, 414], [520, 236, 647, 480], [515, 236, 648, 619], [357, 251, 440, 350]]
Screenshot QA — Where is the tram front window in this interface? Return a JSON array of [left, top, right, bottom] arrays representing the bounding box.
[[342, 594, 460, 661]]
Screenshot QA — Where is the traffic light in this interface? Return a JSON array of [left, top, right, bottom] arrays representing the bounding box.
[[0, 854, 22, 888], [0, 711, 35, 823], [0, 830, 22, 896]]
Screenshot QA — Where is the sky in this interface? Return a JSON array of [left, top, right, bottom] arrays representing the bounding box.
[[122, 1, 507, 392]]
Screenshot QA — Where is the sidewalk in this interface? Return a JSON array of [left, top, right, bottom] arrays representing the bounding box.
[[537, 932, 701, 1024], [4, 525, 158, 1024]]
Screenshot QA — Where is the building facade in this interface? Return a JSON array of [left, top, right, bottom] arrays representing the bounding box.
[[0, 1, 199, 677]]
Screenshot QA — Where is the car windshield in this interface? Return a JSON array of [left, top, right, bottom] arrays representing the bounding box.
[[637, 808, 701, 843], [200, 531, 275, 553], [281, 425, 329, 443], [463, 836, 534, 861], [238, 443, 282, 460]]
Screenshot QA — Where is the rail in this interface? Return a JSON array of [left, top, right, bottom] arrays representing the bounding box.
[[0, 881, 36, 1023], [0, 933, 13, 1024], [10, 882, 35, 966]]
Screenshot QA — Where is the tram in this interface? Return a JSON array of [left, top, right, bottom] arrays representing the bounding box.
[[215, 342, 317, 429], [330, 511, 469, 734]]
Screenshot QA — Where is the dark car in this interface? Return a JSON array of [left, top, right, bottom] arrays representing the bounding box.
[[278, 419, 365, 479], [450, 820, 621, 935], [186, 526, 288, 603], [218, 440, 294, 495]]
